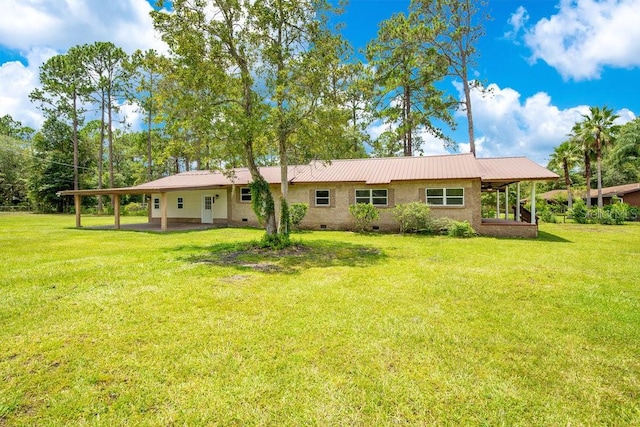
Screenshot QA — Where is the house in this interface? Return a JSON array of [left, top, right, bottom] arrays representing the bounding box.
[[59, 153, 558, 238], [540, 183, 640, 208]]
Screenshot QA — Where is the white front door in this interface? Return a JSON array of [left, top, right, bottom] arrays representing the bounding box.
[[202, 195, 214, 223]]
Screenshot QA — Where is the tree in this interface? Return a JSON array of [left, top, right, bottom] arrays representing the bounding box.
[[0, 114, 34, 140], [608, 117, 640, 184], [366, 11, 456, 157], [30, 48, 91, 191], [411, 0, 488, 156], [570, 121, 594, 208], [548, 140, 581, 209], [126, 49, 168, 181], [0, 135, 29, 206], [577, 106, 619, 209], [153, 0, 349, 238]]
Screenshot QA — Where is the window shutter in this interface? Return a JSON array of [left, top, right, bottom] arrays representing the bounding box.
[[309, 189, 314, 205], [330, 188, 336, 208], [419, 188, 425, 203], [349, 189, 355, 205], [388, 188, 395, 207]]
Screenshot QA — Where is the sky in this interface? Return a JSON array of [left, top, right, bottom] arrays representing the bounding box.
[[0, 0, 639, 165]]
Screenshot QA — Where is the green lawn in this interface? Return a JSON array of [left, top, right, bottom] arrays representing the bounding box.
[[1, 214, 639, 425]]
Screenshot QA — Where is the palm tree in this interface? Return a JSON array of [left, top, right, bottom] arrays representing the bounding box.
[[548, 139, 581, 209], [577, 106, 619, 209], [570, 121, 594, 208]]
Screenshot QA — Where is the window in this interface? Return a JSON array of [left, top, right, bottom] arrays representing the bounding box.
[[154, 198, 160, 209], [177, 197, 184, 209], [315, 190, 330, 206], [240, 187, 252, 202], [426, 188, 464, 206], [204, 196, 212, 210], [355, 189, 388, 206]]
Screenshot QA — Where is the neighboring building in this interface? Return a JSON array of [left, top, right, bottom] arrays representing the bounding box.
[[59, 153, 558, 238], [540, 183, 640, 208]]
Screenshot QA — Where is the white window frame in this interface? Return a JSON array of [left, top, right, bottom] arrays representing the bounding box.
[[426, 188, 464, 207], [315, 189, 330, 207], [177, 197, 184, 209], [240, 187, 252, 202], [355, 189, 388, 207]]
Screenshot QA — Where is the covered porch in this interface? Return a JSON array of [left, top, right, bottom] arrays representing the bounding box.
[[476, 157, 558, 238]]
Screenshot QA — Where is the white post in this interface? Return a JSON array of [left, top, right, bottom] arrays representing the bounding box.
[[516, 182, 521, 222], [505, 185, 509, 220], [496, 190, 500, 219], [530, 182, 536, 224]]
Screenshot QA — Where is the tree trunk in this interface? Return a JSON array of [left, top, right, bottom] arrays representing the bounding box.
[[563, 159, 573, 209], [72, 89, 79, 191], [596, 147, 603, 209], [584, 151, 592, 208], [147, 109, 153, 181], [98, 91, 105, 213], [404, 85, 412, 156], [462, 76, 475, 156]]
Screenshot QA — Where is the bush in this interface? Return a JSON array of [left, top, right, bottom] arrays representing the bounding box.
[[349, 203, 380, 233], [628, 206, 639, 221], [570, 199, 588, 224], [606, 200, 629, 225], [258, 232, 291, 249], [289, 202, 309, 231], [392, 202, 431, 233], [447, 220, 477, 238], [539, 207, 557, 223], [123, 202, 147, 216]]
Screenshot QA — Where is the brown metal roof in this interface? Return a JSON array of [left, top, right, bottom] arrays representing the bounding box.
[[587, 182, 640, 198], [477, 157, 559, 181], [58, 154, 558, 196], [292, 153, 480, 184]]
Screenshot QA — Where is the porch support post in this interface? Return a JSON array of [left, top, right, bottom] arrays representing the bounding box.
[[530, 182, 536, 224], [147, 194, 152, 223], [516, 182, 521, 222], [505, 185, 509, 220], [496, 190, 500, 219], [113, 194, 121, 230], [160, 192, 168, 232], [74, 194, 82, 228]]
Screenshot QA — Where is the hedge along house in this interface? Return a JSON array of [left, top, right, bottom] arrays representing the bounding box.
[[58, 153, 558, 238]]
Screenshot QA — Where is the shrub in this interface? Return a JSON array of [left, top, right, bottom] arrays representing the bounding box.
[[606, 200, 629, 225], [279, 197, 291, 236], [392, 202, 431, 233], [289, 202, 309, 231], [123, 202, 147, 216], [447, 220, 476, 238], [426, 217, 454, 235], [628, 206, 639, 221], [258, 232, 291, 249], [539, 207, 557, 223], [570, 199, 588, 224], [349, 203, 380, 233]]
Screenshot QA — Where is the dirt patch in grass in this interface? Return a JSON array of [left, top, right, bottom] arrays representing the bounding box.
[[184, 241, 383, 273]]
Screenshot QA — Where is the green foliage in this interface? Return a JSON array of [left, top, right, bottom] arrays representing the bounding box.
[[289, 202, 309, 230], [392, 201, 431, 233], [570, 199, 588, 224], [122, 202, 147, 216], [602, 198, 629, 225], [446, 220, 477, 238], [279, 197, 290, 237], [539, 207, 558, 223], [257, 232, 291, 250], [349, 203, 380, 232], [250, 178, 275, 225]]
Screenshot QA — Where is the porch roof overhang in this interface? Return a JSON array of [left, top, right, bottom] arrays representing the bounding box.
[[478, 157, 559, 190]]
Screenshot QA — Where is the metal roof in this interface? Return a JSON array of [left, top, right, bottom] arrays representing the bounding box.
[[477, 157, 559, 181], [58, 154, 558, 196]]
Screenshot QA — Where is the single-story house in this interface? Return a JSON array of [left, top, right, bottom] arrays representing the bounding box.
[[540, 183, 640, 208], [59, 153, 558, 238]]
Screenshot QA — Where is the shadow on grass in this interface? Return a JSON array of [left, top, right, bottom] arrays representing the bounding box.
[[175, 239, 386, 274], [537, 231, 572, 243]]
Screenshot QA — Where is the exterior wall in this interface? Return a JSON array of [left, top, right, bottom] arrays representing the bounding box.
[[285, 179, 482, 232], [622, 191, 640, 208], [150, 189, 229, 222], [477, 223, 538, 238]]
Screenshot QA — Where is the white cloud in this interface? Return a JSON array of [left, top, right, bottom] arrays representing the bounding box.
[[451, 82, 590, 164], [520, 0, 640, 80], [0, 0, 167, 130], [504, 6, 529, 41]]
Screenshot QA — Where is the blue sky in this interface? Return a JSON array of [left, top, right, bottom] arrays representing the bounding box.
[[0, 0, 638, 165]]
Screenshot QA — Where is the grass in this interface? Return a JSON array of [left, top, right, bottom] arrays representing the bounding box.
[[1, 213, 639, 425]]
